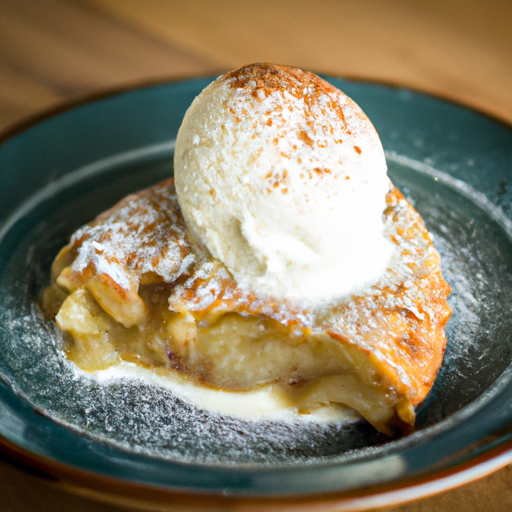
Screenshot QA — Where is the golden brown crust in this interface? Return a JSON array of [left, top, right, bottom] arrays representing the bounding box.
[[320, 187, 451, 406]]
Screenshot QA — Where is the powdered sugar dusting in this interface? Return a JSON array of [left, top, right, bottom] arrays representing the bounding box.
[[65, 178, 196, 289]]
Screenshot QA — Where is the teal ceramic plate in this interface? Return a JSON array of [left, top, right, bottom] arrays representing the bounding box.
[[0, 77, 512, 511]]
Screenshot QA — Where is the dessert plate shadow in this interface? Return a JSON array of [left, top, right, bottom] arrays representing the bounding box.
[[0, 76, 512, 511]]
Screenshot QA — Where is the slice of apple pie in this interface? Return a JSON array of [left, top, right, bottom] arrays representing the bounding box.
[[41, 177, 451, 435]]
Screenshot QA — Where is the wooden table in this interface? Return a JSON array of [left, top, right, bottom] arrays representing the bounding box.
[[1, 0, 512, 510]]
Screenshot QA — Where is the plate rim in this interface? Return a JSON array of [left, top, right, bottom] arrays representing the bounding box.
[[1, 74, 512, 509], [1, 425, 512, 511]]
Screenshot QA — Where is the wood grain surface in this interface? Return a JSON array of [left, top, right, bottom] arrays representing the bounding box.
[[1, 0, 512, 510]]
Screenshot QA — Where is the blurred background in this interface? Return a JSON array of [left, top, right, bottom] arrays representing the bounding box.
[[1, 0, 512, 511], [1, 0, 512, 133]]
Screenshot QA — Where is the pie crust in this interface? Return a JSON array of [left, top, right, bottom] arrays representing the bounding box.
[[42, 178, 451, 435]]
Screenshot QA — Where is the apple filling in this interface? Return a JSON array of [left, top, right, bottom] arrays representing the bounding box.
[[42, 280, 410, 433]]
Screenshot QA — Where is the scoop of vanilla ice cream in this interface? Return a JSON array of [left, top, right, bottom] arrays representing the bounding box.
[[174, 63, 395, 305]]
